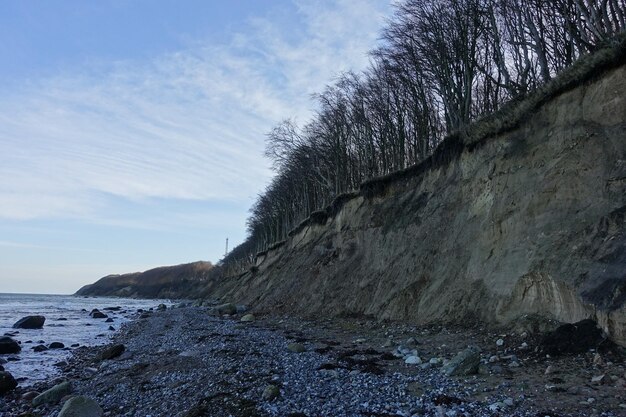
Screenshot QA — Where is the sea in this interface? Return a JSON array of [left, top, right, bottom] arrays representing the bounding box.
[[0, 293, 168, 386]]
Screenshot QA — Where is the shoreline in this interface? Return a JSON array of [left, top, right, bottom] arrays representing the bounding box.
[[2, 305, 625, 416]]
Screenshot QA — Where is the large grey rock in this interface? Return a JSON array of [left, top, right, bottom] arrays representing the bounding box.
[[442, 347, 481, 376], [0, 371, 17, 395], [13, 315, 45, 329], [213, 303, 237, 315], [58, 396, 103, 417], [100, 344, 125, 360], [32, 380, 72, 406], [0, 337, 21, 354]]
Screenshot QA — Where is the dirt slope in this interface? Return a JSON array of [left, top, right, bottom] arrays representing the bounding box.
[[208, 52, 626, 344]]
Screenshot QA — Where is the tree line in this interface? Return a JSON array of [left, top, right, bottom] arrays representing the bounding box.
[[222, 0, 625, 275]]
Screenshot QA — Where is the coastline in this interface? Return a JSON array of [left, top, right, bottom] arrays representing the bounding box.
[[3, 304, 625, 416]]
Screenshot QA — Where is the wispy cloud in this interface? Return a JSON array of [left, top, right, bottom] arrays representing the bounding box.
[[0, 0, 389, 224]]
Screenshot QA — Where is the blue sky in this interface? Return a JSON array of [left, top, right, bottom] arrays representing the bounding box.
[[0, 0, 391, 294]]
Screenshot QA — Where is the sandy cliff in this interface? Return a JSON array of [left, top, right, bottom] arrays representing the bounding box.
[[208, 46, 626, 344]]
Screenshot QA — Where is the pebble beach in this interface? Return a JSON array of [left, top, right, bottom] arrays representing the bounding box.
[[2, 304, 625, 416]]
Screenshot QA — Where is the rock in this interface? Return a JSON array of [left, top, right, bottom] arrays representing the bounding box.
[[540, 319, 605, 356], [21, 391, 39, 401], [488, 402, 507, 412], [89, 310, 108, 319], [0, 336, 21, 354], [354, 338, 366, 344], [405, 381, 424, 397], [58, 395, 103, 417], [57, 317, 67, 321], [404, 355, 422, 365], [32, 345, 48, 352], [441, 346, 480, 376], [382, 339, 394, 348], [593, 352, 604, 367], [405, 337, 419, 346], [287, 343, 306, 353], [509, 361, 520, 367], [262, 384, 280, 401], [213, 303, 237, 315], [100, 344, 125, 360], [0, 371, 17, 395], [13, 315, 45, 329], [496, 339, 504, 347], [545, 365, 555, 374], [157, 304, 167, 311], [108, 326, 115, 331], [240, 314, 255, 322], [32, 381, 71, 406], [103, 306, 121, 311], [591, 374, 606, 384], [49, 342, 65, 349], [139, 313, 151, 319], [105, 318, 114, 323]]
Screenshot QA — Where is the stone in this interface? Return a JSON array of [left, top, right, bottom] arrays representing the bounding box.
[[496, 339, 504, 347], [32, 344, 48, 352], [591, 374, 606, 384], [240, 314, 255, 322], [287, 343, 306, 353], [382, 339, 394, 348], [58, 395, 103, 417], [593, 353, 604, 367], [539, 319, 605, 356], [489, 355, 499, 363], [405, 381, 424, 397], [156, 304, 167, 311], [0, 371, 17, 395], [545, 365, 555, 375], [49, 342, 65, 349], [262, 384, 280, 401], [0, 337, 21, 354], [405, 337, 418, 346], [105, 318, 114, 323], [213, 303, 237, 316], [13, 316, 45, 329], [21, 391, 39, 401], [441, 346, 480, 376], [404, 355, 422, 364], [100, 344, 125, 360], [32, 381, 72, 406], [108, 326, 115, 331], [89, 310, 108, 319], [509, 361, 521, 368]]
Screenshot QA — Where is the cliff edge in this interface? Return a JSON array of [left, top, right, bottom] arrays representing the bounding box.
[[207, 43, 626, 344]]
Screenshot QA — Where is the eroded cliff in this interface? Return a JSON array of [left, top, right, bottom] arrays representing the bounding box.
[[208, 48, 626, 344]]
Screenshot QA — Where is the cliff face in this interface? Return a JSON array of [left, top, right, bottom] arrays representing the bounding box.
[[76, 261, 213, 299], [210, 62, 626, 343]]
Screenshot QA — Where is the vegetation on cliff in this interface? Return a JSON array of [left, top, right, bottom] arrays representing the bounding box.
[[75, 261, 213, 299], [222, 0, 626, 275]]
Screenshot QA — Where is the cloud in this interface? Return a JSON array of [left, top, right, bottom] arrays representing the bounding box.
[[0, 0, 390, 224]]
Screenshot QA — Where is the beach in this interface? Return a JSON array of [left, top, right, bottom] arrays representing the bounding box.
[[2, 304, 625, 416]]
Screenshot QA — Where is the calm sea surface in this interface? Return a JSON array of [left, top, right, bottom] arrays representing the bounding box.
[[0, 293, 167, 386]]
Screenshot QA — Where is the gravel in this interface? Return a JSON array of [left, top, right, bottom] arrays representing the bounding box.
[[1, 306, 624, 416]]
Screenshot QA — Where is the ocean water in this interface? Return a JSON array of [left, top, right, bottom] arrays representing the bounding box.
[[0, 293, 167, 386]]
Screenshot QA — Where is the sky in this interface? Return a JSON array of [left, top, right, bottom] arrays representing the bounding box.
[[0, 0, 392, 294]]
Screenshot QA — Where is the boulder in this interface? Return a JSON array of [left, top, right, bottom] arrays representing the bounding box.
[[13, 315, 45, 329], [262, 384, 280, 401], [100, 344, 125, 360], [0, 337, 21, 354], [240, 314, 255, 322], [213, 303, 237, 316], [32, 380, 72, 406], [105, 318, 114, 323], [0, 371, 17, 395], [157, 304, 167, 311], [49, 342, 65, 349], [89, 310, 108, 319], [58, 396, 103, 417], [32, 345, 48, 352], [540, 319, 607, 356], [442, 346, 481, 376]]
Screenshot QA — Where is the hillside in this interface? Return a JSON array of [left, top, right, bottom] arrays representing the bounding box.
[[204, 41, 626, 344], [75, 261, 213, 299]]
